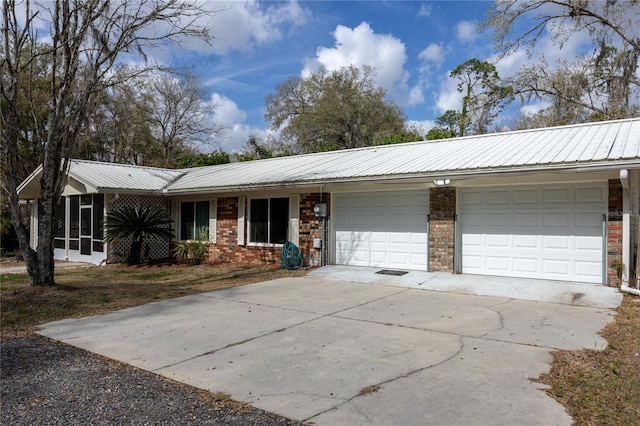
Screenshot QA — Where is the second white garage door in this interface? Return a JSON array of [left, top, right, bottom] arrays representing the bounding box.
[[460, 183, 606, 283], [333, 191, 429, 270]]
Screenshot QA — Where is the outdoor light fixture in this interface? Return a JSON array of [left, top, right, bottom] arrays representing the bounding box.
[[433, 179, 451, 186]]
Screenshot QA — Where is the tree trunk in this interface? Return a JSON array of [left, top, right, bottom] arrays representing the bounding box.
[[129, 240, 143, 265]]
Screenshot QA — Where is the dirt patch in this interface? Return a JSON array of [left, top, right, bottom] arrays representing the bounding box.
[[358, 385, 381, 396], [535, 294, 640, 425]]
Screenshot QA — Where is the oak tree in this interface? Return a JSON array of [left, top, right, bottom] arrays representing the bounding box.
[[265, 65, 406, 153]]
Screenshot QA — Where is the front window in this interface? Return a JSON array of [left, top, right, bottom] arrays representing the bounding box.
[[180, 201, 209, 240], [249, 197, 289, 244]]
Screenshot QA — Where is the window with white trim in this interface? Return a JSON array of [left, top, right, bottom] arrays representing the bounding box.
[[249, 197, 289, 244], [180, 201, 209, 240]]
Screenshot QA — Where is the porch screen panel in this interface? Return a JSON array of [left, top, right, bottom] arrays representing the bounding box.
[[80, 207, 91, 255], [54, 197, 66, 249], [80, 207, 91, 236], [70, 196, 80, 247], [92, 194, 104, 252], [70, 196, 79, 238]]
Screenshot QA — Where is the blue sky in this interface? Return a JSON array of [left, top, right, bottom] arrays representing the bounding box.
[[151, 1, 594, 153]]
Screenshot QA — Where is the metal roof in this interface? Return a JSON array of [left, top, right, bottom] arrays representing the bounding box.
[[15, 118, 640, 199], [68, 160, 185, 193], [164, 118, 640, 194]]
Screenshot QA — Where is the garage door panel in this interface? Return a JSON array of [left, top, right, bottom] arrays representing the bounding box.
[[513, 211, 539, 226], [574, 261, 602, 280], [514, 189, 539, 204], [370, 213, 388, 226], [542, 259, 570, 275], [543, 236, 570, 250], [543, 187, 571, 203], [389, 233, 409, 244], [485, 211, 509, 226], [575, 236, 602, 251], [486, 256, 509, 272], [543, 211, 570, 227], [575, 211, 602, 229], [461, 212, 483, 226], [486, 234, 509, 248], [352, 196, 369, 207], [486, 190, 510, 204], [576, 186, 604, 202], [513, 235, 538, 249], [333, 191, 428, 270], [461, 184, 605, 283], [461, 191, 483, 205], [462, 233, 483, 247], [513, 257, 538, 273]]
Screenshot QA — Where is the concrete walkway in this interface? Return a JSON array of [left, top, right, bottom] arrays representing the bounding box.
[[0, 261, 92, 274], [37, 271, 621, 425], [309, 265, 623, 309]]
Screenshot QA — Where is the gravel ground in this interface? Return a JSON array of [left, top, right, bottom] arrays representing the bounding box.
[[1, 336, 301, 426]]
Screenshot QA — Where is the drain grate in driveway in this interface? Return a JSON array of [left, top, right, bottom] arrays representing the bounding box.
[[375, 269, 409, 276]]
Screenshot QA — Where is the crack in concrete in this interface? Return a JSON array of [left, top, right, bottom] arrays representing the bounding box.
[[304, 336, 466, 423], [152, 287, 412, 371]]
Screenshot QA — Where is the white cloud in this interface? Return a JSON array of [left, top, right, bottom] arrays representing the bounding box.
[[456, 21, 478, 44], [418, 4, 432, 18], [406, 119, 435, 136], [407, 85, 425, 106], [302, 22, 423, 106], [181, 0, 311, 55], [435, 76, 462, 114], [210, 93, 246, 126], [418, 43, 444, 65], [520, 101, 552, 116], [209, 93, 268, 153]]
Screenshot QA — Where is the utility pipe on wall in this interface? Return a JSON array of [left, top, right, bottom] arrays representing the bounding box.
[[620, 169, 631, 282], [618, 170, 639, 295]]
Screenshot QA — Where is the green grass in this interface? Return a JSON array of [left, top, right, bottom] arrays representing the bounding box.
[[0, 263, 305, 338]]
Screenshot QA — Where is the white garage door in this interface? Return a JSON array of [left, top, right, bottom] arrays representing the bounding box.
[[460, 184, 605, 283], [333, 191, 429, 270]]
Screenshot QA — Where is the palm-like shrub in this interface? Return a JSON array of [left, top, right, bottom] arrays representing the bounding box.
[[173, 229, 209, 265], [103, 206, 173, 265]]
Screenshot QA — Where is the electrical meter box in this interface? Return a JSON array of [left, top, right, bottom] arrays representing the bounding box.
[[313, 203, 327, 217], [313, 238, 322, 249]]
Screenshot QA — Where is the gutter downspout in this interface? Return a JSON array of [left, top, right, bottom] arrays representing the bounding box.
[[619, 170, 639, 296]]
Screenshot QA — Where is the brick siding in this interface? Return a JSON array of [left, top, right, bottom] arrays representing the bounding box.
[[299, 193, 329, 267], [607, 179, 623, 285], [205, 194, 328, 267], [429, 187, 456, 273]]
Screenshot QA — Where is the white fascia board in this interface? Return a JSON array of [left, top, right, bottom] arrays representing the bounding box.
[[16, 164, 44, 199]]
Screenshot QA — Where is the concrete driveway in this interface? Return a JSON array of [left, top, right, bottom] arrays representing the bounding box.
[[37, 268, 621, 425]]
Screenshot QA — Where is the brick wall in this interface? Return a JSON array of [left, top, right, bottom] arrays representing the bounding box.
[[299, 193, 329, 267], [607, 179, 623, 285], [429, 187, 456, 272], [205, 194, 327, 267]]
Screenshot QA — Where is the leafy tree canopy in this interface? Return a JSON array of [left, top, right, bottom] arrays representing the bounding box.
[[265, 65, 406, 153], [175, 150, 231, 168]]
